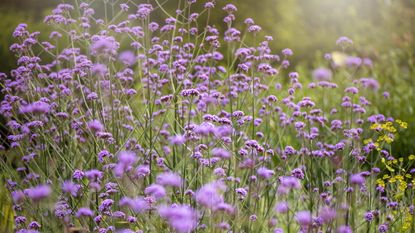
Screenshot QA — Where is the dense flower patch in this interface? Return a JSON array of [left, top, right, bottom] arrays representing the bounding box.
[[0, 1, 413, 232]]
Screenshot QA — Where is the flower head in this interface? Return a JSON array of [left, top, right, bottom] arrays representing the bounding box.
[[158, 204, 197, 233], [25, 185, 51, 202], [157, 172, 182, 187]]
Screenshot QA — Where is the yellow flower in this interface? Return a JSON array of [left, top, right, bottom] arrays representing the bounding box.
[[363, 138, 372, 144], [395, 175, 404, 180], [374, 142, 381, 150], [409, 154, 415, 160], [398, 181, 407, 191], [377, 179, 385, 188], [380, 122, 397, 133], [396, 119, 408, 129], [370, 123, 381, 130], [378, 135, 394, 144], [402, 210, 412, 232]]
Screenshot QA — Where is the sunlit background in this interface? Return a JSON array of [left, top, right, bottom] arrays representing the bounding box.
[[1, 0, 414, 69], [0, 0, 414, 151]]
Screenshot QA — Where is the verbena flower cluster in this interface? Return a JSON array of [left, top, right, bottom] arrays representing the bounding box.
[[0, 1, 413, 233]]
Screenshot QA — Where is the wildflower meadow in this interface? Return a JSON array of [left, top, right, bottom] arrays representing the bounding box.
[[0, 1, 414, 233]]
